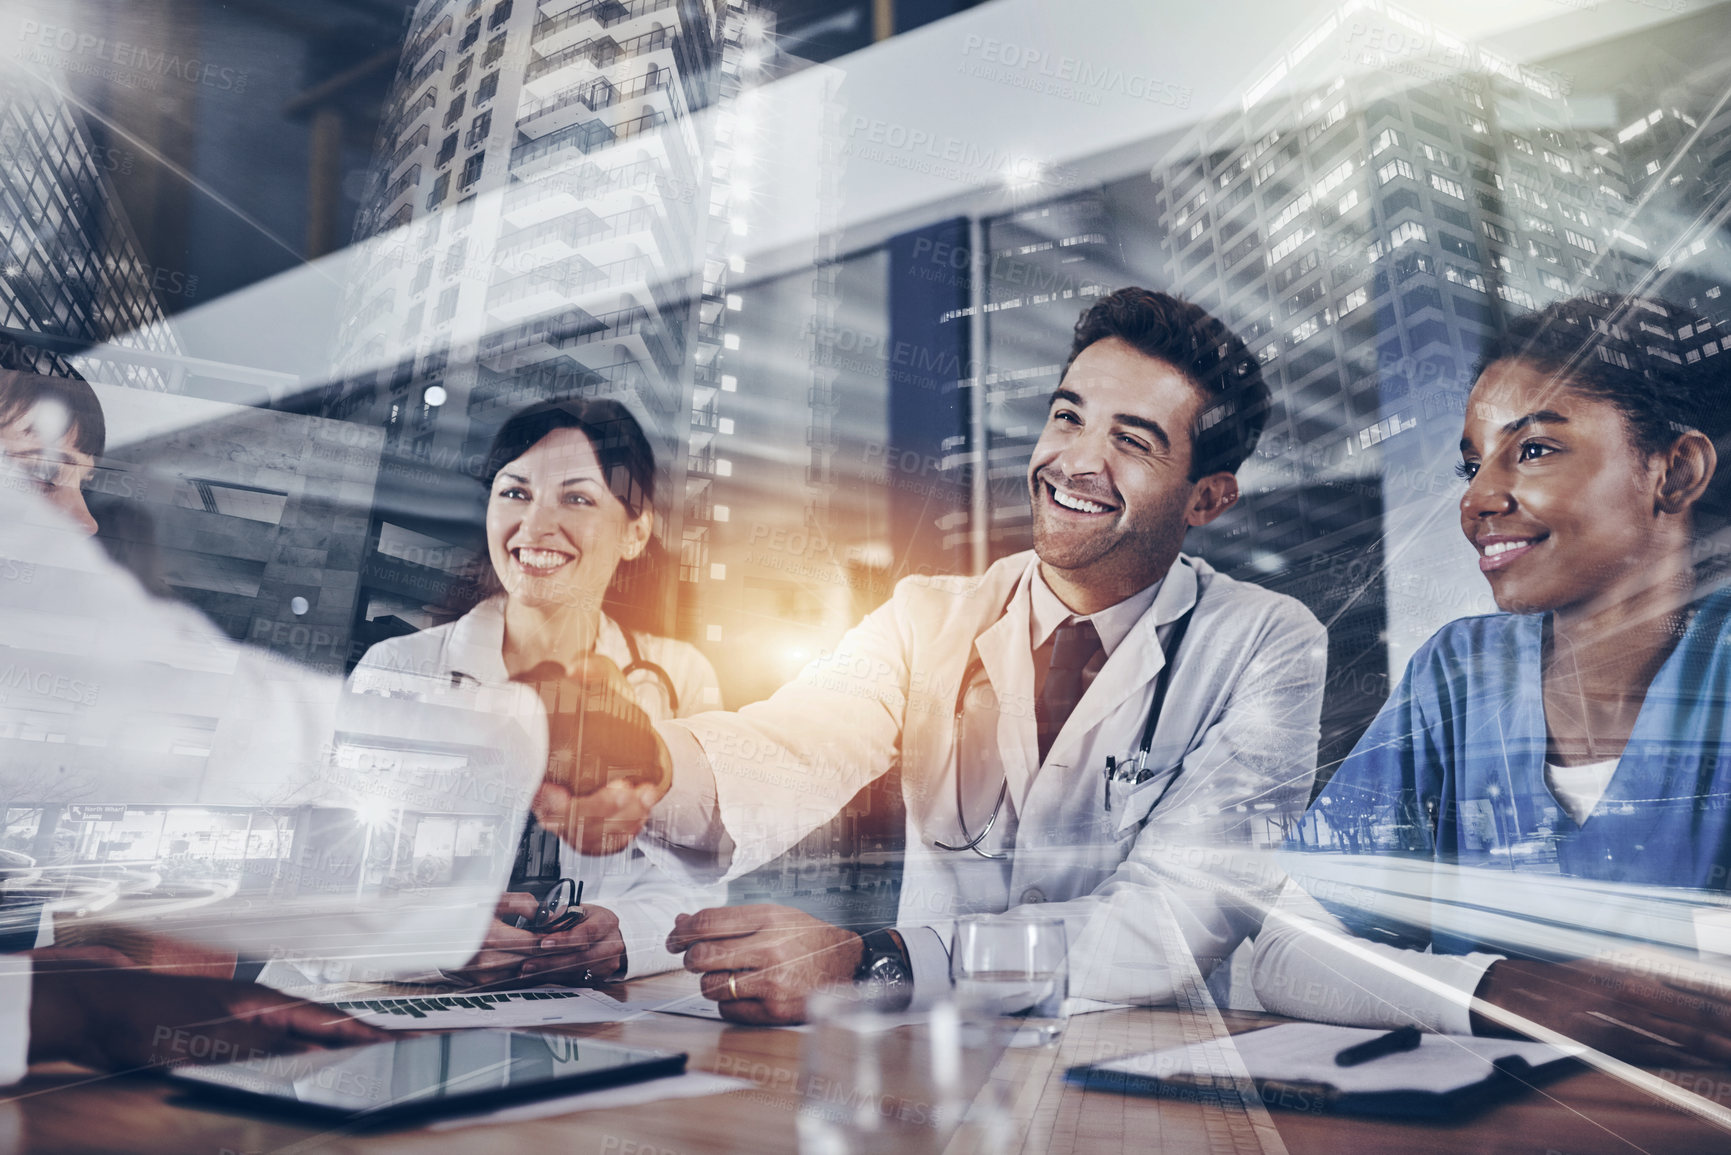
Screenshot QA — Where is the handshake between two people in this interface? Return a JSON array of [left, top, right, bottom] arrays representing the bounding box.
[[516, 653, 674, 857], [447, 655, 676, 991], [481, 657, 863, 1022]]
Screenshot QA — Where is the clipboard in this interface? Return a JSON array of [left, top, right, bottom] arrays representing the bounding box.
[[1066, 1022, 1583, 1118]]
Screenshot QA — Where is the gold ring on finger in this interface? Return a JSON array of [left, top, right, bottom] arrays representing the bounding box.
[[727, 971, 741, 1001]]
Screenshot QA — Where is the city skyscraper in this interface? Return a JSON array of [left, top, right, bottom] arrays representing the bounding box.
[[325, 0, 773, 658], [946, 0, 1731, 772], [0, 66, 179, 385]]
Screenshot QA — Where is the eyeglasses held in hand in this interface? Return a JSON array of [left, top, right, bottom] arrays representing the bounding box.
[[514, 878, 587, 934]]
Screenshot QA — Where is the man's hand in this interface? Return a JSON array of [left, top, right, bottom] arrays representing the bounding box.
[[27, 950, 387, 1072], [1473, 956, 1731, 1067], [449, 894, 628, 988], [665, 905, 863, 1025], [516, 655, 672, 856]]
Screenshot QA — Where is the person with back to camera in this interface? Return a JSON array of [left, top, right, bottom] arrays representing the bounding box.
[[1253, 293, 1731, 1066], [349, 398, 726, 987], [0, 366, 395, 1081]]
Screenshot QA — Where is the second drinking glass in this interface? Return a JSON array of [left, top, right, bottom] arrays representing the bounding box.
[[949, 915, 1069, 1047]]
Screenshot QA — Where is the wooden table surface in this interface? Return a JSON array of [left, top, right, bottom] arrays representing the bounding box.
[[6, 973, 1729, 1155]]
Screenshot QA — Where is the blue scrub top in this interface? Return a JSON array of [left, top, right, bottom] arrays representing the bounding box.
[[1293, 589, 1731, 952]]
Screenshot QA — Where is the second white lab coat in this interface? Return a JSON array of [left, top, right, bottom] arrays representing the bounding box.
[[661, 550, 1327, 1005], [350, 597, 727, 976]]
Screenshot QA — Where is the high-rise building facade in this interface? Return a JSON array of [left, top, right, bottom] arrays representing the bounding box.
[[950, 0, 1729, 771], [325, 0, 772, 657], [0, 68, 178, 384]]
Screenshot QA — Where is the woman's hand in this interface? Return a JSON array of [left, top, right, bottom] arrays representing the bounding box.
[[452, 894, 629, 988]]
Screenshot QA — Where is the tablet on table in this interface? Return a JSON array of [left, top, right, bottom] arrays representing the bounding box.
[[167, 1029, 686, 1128]]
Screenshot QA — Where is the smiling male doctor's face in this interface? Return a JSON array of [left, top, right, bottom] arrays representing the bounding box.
[[1028, 337, 1237, 611]]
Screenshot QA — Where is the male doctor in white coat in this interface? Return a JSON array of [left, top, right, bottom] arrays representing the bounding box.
[[542, 288, 1329, 1023]]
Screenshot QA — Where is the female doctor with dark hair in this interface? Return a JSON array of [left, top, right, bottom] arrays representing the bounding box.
[[350, 398, 724, 986], [1254, 294, 1731, 1065]]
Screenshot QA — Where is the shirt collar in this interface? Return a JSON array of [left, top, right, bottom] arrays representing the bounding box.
[[449, 596, 630, 682], [1028, 566, 1164, 656]]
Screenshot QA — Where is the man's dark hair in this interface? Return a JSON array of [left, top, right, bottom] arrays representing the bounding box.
[[1062, 288, 1270, 478], [1475, 292, 1731, 537]]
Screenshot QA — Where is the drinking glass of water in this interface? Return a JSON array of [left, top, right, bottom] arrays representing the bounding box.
[[796, 986, 1009, 1155], [949, 915, 1069, 1047]]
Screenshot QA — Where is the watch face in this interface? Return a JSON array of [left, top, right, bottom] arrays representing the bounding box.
[[868, 955, 910, 988]]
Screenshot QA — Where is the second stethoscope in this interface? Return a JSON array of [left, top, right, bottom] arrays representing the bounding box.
[[934, 599, 1199, 859]]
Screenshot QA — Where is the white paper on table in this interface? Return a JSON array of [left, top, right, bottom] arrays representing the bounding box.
[[426, 1071, 751, 1130], [1096, 1022, 1581, 1095], [647, 991, 725, 1021], [642, 992, 817, 1031], [649, 988, 1125, 1025], [318, 987, 637, 1030]]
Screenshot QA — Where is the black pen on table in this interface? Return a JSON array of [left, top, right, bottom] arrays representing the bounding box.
[[1335, 1024, 1422, 1067]]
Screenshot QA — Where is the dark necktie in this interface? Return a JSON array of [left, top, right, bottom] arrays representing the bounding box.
[[1036, 619, 1103, 763]]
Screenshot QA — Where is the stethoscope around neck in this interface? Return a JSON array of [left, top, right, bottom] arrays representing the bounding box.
[[933, 598, 1199, 859], [619, 627, 679, 715], [449, 626, 680, 715]]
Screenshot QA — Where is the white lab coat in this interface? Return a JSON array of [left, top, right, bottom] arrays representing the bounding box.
[[659, 550, 1326, 1005], [350, 597, 727, 977], [0, 479, 547, 1083]]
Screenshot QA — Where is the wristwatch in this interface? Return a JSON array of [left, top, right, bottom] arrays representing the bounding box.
[[854, 927, 914, 1010]]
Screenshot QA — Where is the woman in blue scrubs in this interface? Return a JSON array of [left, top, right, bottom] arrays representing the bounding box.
[[1254, 294, 1731, 1064]]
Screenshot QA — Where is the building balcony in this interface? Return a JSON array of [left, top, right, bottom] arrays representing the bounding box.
[[385, 124, 431, 175], [379, 203, 413, 234], [407, 0, 454, 43], [467, 355, 648, 423], [400, 13, 453, 79], [381, 86, 439, 147], [488, 254, 656, 323], [378, 164, 422, 214], [495, 204, 670, 271], [511, 118, 619, 176], [531, 0, 673, 57], [479, 305, 676, 383], [522, 25, 672, 99], [500, 158, 674, 232], [489, 263, 601, 322], [404, 48, 446, 96], [517, 67, 670, 141]]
